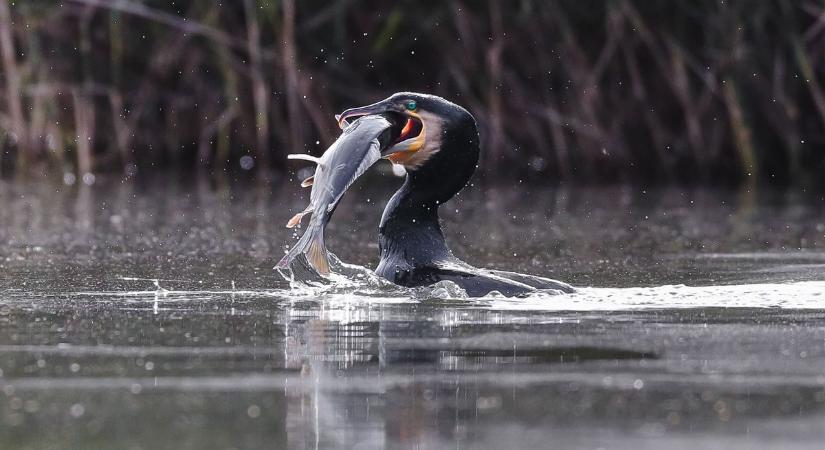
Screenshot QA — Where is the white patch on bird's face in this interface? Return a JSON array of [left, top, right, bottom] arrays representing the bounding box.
[[393, 110, 443, 170]]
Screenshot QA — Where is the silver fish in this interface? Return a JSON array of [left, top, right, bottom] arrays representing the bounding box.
[[276, 114, 396, 275]]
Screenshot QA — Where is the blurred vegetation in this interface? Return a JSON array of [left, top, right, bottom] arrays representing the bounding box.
[[0, 0, 823, 186]]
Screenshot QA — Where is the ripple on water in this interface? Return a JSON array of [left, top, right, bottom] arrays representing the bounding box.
[[59, 254, 825, 313]]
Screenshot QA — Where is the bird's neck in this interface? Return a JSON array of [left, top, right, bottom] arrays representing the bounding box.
[[378, 177, 452, 268], [378, 112, 479, 269]]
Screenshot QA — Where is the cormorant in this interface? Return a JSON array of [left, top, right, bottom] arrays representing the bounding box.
[[336, 92, 573, 297]]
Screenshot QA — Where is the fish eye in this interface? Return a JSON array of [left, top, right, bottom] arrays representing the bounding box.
[[405, 100, 417, 111]]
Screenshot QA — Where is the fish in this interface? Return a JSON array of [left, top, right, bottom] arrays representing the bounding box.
[[276, 114, 398, 276]]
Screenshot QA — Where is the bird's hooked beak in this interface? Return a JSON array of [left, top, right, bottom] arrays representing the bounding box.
[[335, 98, 426, 163]]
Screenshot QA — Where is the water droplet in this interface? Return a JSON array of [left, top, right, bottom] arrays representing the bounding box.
[[247, 405, 261, 418], [69, 403, 85, 418], [240, 155, 255, 170]]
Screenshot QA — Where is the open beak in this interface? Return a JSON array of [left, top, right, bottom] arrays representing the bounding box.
[[335, 100, 425, 162]]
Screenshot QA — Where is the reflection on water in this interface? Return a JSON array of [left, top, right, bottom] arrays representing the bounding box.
[[1, 178, 825, 449]]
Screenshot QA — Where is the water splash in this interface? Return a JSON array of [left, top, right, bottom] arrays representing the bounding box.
[[484, 281, 825, 311], [277, 253, 415, 298], [273, 255, 825, 311], [59, 260, 825, 313]]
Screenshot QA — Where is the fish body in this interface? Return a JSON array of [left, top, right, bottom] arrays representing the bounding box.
[[276, 114, 396, 275]]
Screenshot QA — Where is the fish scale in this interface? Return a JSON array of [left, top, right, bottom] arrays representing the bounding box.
[[276, 114, 396, 276]]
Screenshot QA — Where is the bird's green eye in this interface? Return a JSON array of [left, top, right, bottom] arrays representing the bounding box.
[[405, 100, 417, 111]]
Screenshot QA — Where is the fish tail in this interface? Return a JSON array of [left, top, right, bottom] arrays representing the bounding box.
[[275, 219, 330, 276], [305, 226, 330, 276]]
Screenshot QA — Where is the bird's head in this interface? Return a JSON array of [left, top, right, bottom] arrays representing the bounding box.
[[336, 92, 479, 174]]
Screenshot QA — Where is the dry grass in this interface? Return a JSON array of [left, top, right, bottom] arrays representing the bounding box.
[[0, 0, 823, 186]]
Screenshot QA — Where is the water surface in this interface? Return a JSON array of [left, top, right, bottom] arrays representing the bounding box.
[[1, 178, 824, 449]]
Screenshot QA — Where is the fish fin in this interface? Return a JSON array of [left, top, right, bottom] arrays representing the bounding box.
[[285, 204, 313, 228], [275, 221, 330, 276], [286, 210, 309, 228], [287, 154, 321, 164], [305, 228, 330, 276], [300, 175, 314, 187], [275, 236, 305, 271]]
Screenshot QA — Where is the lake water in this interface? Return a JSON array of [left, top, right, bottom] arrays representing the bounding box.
[[1, 176, 825, 449]]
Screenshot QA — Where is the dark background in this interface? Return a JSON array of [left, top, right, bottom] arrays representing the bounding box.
[[1, 0, 824, 186]]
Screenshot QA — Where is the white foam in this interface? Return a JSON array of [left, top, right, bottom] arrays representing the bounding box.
[[60, 272, 825, 313], [484, 281, 825, 311]]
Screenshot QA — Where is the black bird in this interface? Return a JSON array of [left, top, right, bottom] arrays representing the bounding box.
[[336, 92, 574, 297]]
